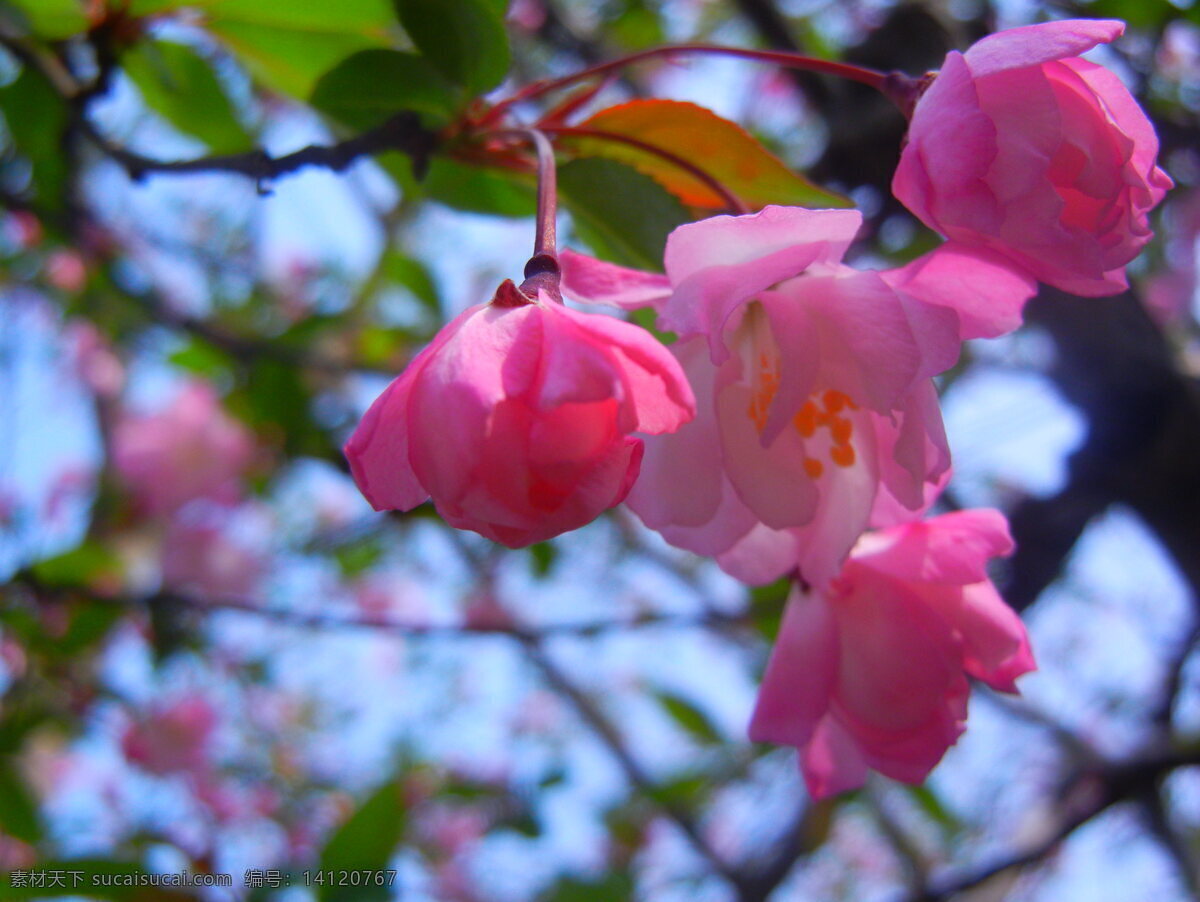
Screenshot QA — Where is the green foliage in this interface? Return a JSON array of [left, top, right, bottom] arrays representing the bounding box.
[[391, 0, 511, 95], [386, 154, 537, 217], [122, 40, 253, 154], [528, 541, 557, 576], [310, 50, 461, 130], [0, 759, 42, 843], [0, 66, 69, 211], [317, 779, 408, 902], [30, 542, 123, 591], [2, 0, 88, 38], [558, 158, 688, 270], [544, 872, 636, 901], [195, 0, 395, 97], [748, 576, 791, 641], [654, 691, 723, 745]]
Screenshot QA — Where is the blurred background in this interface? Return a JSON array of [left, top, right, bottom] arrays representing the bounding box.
[[1, 0, 1199, 899]]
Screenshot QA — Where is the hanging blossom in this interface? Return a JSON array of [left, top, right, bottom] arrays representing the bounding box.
[[893, 18, 1172, 297], [749, 509, 1036, 798], [562, 205, 1031, 585], [344, 279, 695, 548]]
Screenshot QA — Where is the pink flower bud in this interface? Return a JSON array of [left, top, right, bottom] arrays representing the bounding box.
[[749, 510, 1035, 798], [344, 282, 695, 548], [894, 19, 1172, 297]]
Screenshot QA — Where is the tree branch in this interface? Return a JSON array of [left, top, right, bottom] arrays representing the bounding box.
[[79, 112, 439, 187]]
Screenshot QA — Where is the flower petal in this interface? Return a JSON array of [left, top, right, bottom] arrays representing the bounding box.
[[559, 248, 673, 310]]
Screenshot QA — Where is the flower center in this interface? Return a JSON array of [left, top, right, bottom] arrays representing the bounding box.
[[738, 304, 860, 477]]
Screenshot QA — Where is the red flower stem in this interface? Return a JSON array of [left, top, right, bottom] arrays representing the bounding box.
[[493, 43, 897, 116], [539, 125, 749, 214], [489, 128, 564, 300], [527, 128, 558, 259]]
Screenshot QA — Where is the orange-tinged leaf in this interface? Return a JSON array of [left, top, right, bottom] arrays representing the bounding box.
[[565, 99, 848, 210]]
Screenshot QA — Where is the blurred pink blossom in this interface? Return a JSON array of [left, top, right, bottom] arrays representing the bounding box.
[[161, 511, 264, 600], [749, 509, 1035, 798], [121, 695, 218, 776], [45, 249, 87, 293], [113, 381, 256, 517], [1143, 188, 1200, 326], [64, 320, 124, 398], [894, 19, 1172, 296]]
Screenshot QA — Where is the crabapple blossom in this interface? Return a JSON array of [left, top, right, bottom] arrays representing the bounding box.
[[112, 381, 256, 517], [749, 509, 1035, 798], [562, 205, 1007, 585], [893, 18, 1172, 297], [344, 279, 694, 548], [121, 695, 218, 776]]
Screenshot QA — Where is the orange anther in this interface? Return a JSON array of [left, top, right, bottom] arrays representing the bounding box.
[[830, 444, 856, 468], [793, 401, 818, 437], [823, 389, 846, 413], [803, 457, 824, 479], [830, 416, 853, 445]]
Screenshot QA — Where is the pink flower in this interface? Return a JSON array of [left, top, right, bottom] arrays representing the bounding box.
[[749, 509, 1036, 798], [893, 18, 1172, 297], [161, 506, 265, 600], [122, 696, 218, 776], [563, 206, 989, 585], [113, 381, 256, 517], [344, 280, 695, 548]]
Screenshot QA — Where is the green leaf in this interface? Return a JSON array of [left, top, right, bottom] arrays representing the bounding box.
[[544, 872, 635, 901], [382, 253, 440, 311], [528, 542, 556, 576], [317, 779, 407, 902], [59, 600, 124, 656], [310, 49, 460, 130], [0, 66, 69, 211], [122, 39, 253, 154], [654, 691, 723, 745], [904, 784, 962, 839], [558, 158, 688, 271], [748, 576, 790, 642], [190, 0, 396, 99], [30, 542, 122, 590], [0, 760, 42, 843], [392, 0, 511, 95], [384, 153, 536, 217], [2, 0, 88, 38]]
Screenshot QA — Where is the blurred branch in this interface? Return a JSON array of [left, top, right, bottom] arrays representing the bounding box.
[[907, 744, 1200, 901], [520, 637, 753, 895], [6, 572, 747, 640], [1005, 290, 1200, 612], [77, 112, 438, 187]]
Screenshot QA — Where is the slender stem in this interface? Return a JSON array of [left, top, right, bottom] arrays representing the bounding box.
[[494, 43, 896, 116], [540, 125, 749, 214], [519, 127, 559, 258]]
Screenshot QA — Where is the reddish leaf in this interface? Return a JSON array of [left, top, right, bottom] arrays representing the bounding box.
[[564, 99, 848, 210]]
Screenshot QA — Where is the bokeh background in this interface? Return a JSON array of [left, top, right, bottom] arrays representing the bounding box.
[[2, 0, 1200, 899]]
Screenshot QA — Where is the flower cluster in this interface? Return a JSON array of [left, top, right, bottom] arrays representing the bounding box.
[[345, 19, 1168, 796]]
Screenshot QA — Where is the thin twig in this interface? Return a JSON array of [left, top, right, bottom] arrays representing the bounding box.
[[519, 637, 752, 893]]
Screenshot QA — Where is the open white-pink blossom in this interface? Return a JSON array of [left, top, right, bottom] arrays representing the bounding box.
[[563, 206, 1002, 585]]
